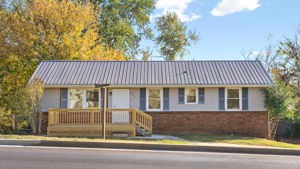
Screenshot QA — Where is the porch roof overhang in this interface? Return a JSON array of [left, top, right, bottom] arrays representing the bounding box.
[[95, 84, 110, 88]]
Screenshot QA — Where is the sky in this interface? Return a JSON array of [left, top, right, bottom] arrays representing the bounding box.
[[143, 0, 300, 60]]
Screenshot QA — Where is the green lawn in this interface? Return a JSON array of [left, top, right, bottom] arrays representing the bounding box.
[[177, 134, 300, 149], [1, 134, 300, 149]]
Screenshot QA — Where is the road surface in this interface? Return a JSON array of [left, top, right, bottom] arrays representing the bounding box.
[[0, 146, 299, 169]]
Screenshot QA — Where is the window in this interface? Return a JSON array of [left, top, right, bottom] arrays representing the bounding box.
[[69, 89, 83, 108], [185, 88, 197, 104], [226, 88, 241, 110], [69, 88, 100, 108], [86, 89, 99, 108], [147, 88, 162, 110]]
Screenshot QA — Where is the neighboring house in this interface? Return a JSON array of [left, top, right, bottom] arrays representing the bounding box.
[[30, 60, 273, 138]]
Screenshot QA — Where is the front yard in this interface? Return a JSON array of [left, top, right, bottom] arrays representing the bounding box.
[[1, 134, 300, 149], [176, 134, 300, 149]]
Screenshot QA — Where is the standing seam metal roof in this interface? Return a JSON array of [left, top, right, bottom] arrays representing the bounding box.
[[30, 60, 273, 86]]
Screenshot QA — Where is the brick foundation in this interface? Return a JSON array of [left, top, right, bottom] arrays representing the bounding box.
[[41, 111, 269, 138], [146, 111, 269, 138]]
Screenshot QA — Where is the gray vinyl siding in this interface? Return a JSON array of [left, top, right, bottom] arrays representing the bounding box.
[[108, 88, 112, 108], [169, 88, 219, 111], [40, 87, 266, 111], [129, 88, 140, 109], [41, 88, 60, 112], [168, 87, 266, 111], [248, 88, 266, 111]]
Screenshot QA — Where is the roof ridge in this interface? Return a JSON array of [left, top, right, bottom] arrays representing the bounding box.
[[41, 60, 260, 62]]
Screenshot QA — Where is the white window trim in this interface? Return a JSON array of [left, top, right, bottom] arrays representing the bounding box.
[[185, 88, 198, 104], [146, 88, 163, 111], [225, 88, 242, 111], [68, 88, 101, 109]]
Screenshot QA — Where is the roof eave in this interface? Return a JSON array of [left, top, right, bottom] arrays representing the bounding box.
[[43, 84, 273, 88]]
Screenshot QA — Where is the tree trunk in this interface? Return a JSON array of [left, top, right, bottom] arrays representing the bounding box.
[[12, 114, 16, 131], [32, 112, 38, 134], [38, 112, 42, 134], [269, 117, 280, 140]]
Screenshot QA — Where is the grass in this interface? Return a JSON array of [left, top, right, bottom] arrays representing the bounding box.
[[177, 134, 300, 149], [1, 134, 300, 149], [0, 134, 187, 145]]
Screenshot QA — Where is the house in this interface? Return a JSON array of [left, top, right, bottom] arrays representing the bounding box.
[[30, 60, 273, 138]]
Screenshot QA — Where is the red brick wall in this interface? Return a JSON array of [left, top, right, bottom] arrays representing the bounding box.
[[146, 111, 269, 138], [41, 111, 269, 138]]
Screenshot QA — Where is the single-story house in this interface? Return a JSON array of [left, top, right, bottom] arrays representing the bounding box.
[[30, 60, 273, 138]]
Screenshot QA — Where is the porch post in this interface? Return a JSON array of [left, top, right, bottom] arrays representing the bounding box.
[[95, 84, 110, 140], [103, 87, 107, 140]]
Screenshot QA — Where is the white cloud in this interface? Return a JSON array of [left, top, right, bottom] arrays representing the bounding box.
[[154, 0, 201, 22], [211, 0, 261, 17]]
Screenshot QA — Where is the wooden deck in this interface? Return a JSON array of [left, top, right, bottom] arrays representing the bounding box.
[[47, 108, 152, 137]]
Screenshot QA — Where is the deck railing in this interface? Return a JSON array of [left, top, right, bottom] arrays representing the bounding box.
[[48, 108, 152, 134]]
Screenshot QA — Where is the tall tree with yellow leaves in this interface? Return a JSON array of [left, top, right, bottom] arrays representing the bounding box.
[[0, 0, 124, 132], [0, 0, 124, 61]]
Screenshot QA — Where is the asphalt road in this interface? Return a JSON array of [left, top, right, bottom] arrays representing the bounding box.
[[0, 146, 299, 169]]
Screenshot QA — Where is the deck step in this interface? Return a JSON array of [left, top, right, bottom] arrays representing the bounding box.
[[112, 133, 128, 138]]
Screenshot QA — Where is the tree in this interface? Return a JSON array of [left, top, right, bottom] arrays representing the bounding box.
[[155, 12, 199, 60], [0, 0, 124, 62], [277, 35, 300, 90], [0, 0, 125, 132], [245, 32, 300, 139], [265, 80, 299, 139], [141, 48, 152, 61], [0, 107, 12, 133], [92, 0, 155, 58], [26, 78, 44, 134], [0, 0, 4, 9]]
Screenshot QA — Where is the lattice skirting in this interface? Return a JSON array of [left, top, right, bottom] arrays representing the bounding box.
[[47, 125, 136, 137]]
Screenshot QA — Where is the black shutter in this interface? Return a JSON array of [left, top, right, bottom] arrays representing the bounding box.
[[178, 88, 185, 104], [60, 88, 68, 108], [198, 88, 205, 104], [242, 87, 249, 110], [163, 88, 169, 110], [140, 88, 146, 111], [219, 88, 225, 110]]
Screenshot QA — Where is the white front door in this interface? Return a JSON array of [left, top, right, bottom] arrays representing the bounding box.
[[112, 89, 130, 123]]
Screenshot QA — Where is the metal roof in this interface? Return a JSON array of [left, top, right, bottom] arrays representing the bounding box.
[[30, 60, 273, 86]]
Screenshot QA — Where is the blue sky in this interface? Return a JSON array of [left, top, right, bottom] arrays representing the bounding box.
[[143, 0, 300, 60]]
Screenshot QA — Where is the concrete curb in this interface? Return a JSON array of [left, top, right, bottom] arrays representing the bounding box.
[[0, 139, 41, 146], [1, 139, 300, 156]]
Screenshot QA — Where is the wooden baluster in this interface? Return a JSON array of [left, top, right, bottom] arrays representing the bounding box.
[[81, 111, 83, 124], [48, 110, 53, 126], [91, 110, 94, 125], [61, 110, 63, 124], [79, 111, 81, 124], [56, 110, 59, 125], [62, 110, 65, 124], [76, 110, 78, 124], [132, 110, 136, 125]]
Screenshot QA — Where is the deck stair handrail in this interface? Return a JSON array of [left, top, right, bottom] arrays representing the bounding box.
[[132, 109, 152, 134]]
